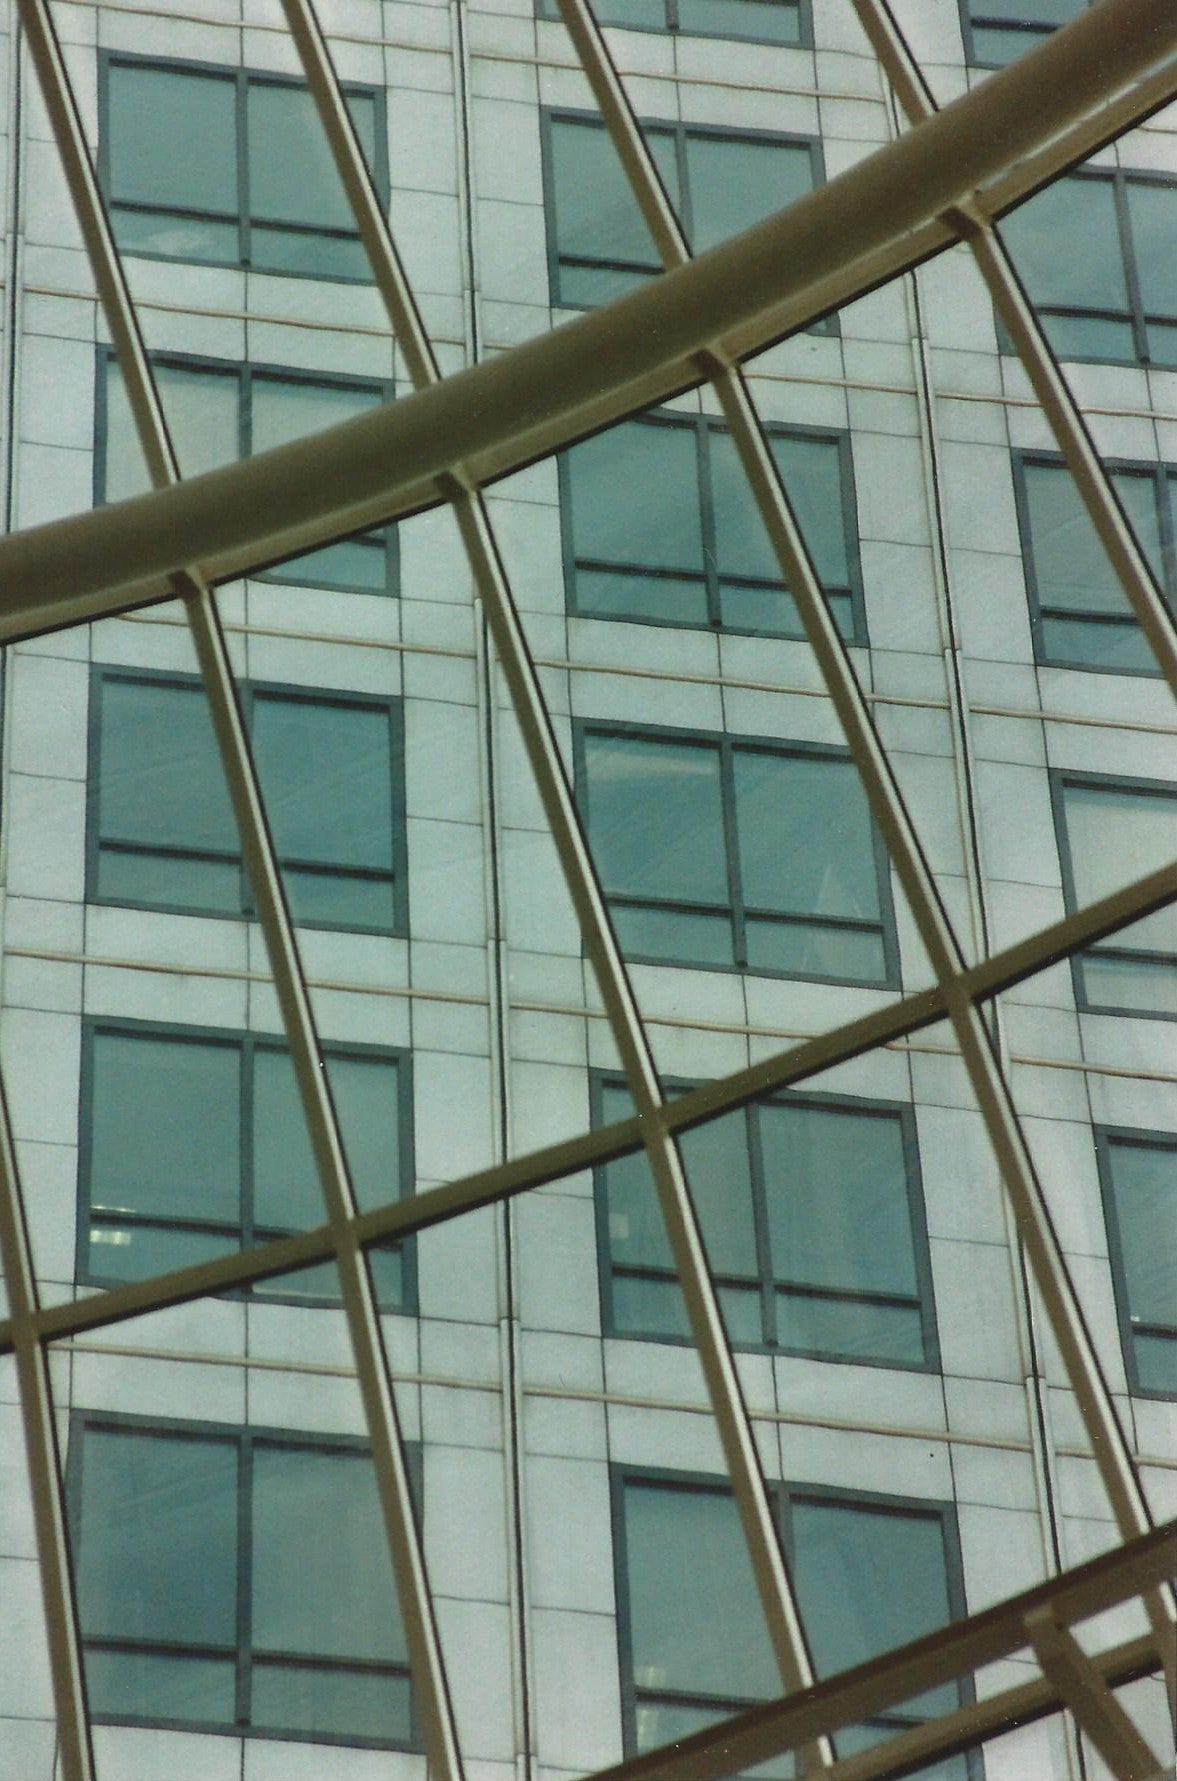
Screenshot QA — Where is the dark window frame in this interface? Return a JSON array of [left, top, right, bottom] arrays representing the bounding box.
[[958, 0, 1087, 69], [95, 345, 399, 598], [97, 50, 389, 284], [75, 1015, 417, 1312], [539, 106, 829, 315], [1049, 766, 1177, 1021], [86, 663, 409, 937], [999, 164, 1177, 372], [573, 717, 901, 988], [536, 0, 811, 49], [591, 1072, 940, 1371], [65, 1409, 423, 1751], [610, 1463, 978, 1771], [1095, 1123, 1177, 1400], [558, 407, 867, 646]]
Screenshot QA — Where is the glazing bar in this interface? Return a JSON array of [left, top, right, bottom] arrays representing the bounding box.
[[279, 0, 824, 1727], [12, 3, 463, 1774]]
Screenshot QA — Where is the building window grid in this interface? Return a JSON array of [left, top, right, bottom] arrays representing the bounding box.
[[541, 108, 828, 313], [611, 1467, 978, 1772], [1049, 768, 1177, 1021], [536, 0, 810, 49], [1095, 1125, 1177, 1400], [1012, 448, 1177, 675], [95, 347, 398, 598], [76, 1017, 415, 1312], [97, 52, 389, 284], [575, 719, 900, 988], [592, 1076, 940, 1372], [86, 665, 409, 937], [1000, 165, 1177, 371], [65, 1413, 421, 1750], [559, 409, 867, 646]]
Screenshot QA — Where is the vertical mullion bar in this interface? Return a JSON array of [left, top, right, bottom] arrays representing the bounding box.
[[14, 7, 464, 1780], [278, 0, 833, 1745]]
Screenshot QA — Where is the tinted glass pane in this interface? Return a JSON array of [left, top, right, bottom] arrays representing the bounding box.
[[684, 134, 813, 255], [266, 535, 390, 593], [279, 864, 397, 931], [249, 225, 370, 280], [1039, 616, 1157, 673], [76, 1429, 237, 1646], [247, 83, 369, 232], [771, 434, 850, 587], [108, 64, 237, 217], [790, 1499, 954, 1684], [709, 430, 782, 585], [1062, 783, 1177, 958], [1079, 953, 1177, 1016], [95, 849, 242, 915], [1107, 1140, 1177, 1329], [251, 1444, 405, 1662], [1125, 181, 1177, 320], [251, 375, 382, 453], [1135, 1332, 1177, 1394], [734, 751, 880, 920], [568, 420, 704, 575], [717, 582, 805, 637], [584, 733, 729, 906], [1001, 177, 1128, 315], [84, 1648, 236, 1724], [87, 1222, 239, 1283], [156, 363, 241, 478], [678, 1110, 758, 1277], [776, 1292, 925, 1366], [251, 1660, 412, 1742], [677, 0, 801, 44], [551, 118, 666, 290], [1040, 312, 1136, 363], [625, 1483, 779, 1701], [251, 695, 395, 872], [98, 677, 237, 858], [634, 1696, 795, 1776], [759, 1103, 918, 1296], [89, 1031, 241, 1224], [600, 1083, 673, 1272], [613, 902, 736, 965], [329, 1053, 401, 1213], [576, 568, 710, 626], [253, 1046, 328, 1232], [1024, 461, 1134, 618], [744, 916, 886, 982], [612, 1272, 691, 1338], [110, 205, 239, 265]]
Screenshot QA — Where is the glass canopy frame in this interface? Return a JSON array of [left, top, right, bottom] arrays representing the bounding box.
[[0, 0, 1174, 1776]]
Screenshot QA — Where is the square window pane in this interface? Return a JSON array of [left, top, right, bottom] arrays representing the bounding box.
[[684, 133, 814, 255], [568, 420, 704, 576], [1062, 782, 1177, 960], [76, 1428, 238, 1648], [107, 64, 237, 219], [759, 1103, 919, 1298], [1135, 1332, 1177, 1394], [250, 695, 396, 874], [97, 677, 237, 861], [247, 83, 363, 234], [89, 1030, 241, 1226], [251, 1444, 406, 1663], [1001, 177, 1128, 317], [156, 362, 241, 479], [551, 118, 667, 294], [584, 732, 729, 906]]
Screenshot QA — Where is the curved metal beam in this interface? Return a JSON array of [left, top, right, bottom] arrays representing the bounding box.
[[0, 0, 1173, 639]]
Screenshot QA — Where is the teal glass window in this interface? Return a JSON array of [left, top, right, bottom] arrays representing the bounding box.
[[545, 111, 821, 308], [537, 0, 805, 45], [961, 0, 1086, 67], [1097, 1129, 1177, 1397], [1015, 453, 1176, 673], [100, 351, 396, 595], [68, 1417, 417, 1748], [79, 1021, 411, 1306], [578, 724, 896, 985], [615, 1473, 973, 1773], [1051, 773, 1177, 1018], [596, 1080, 938, 1366], [88, 667, 407, 935], [1000, 169, 1177, 369], [561, 411, 863, 642], [102, 56, 382, 281]]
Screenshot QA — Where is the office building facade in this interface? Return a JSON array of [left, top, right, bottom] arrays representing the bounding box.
[[0, 0, 1174, 1778]]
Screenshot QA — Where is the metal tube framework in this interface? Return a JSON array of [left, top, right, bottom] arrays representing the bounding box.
[[0, 1, 1174, 1779]]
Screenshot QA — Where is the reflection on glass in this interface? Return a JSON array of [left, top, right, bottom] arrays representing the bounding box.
[[1056, 777, 1177, 1016]]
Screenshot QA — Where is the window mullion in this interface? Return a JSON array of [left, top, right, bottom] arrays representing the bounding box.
[[719, 736, 748, 968]]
